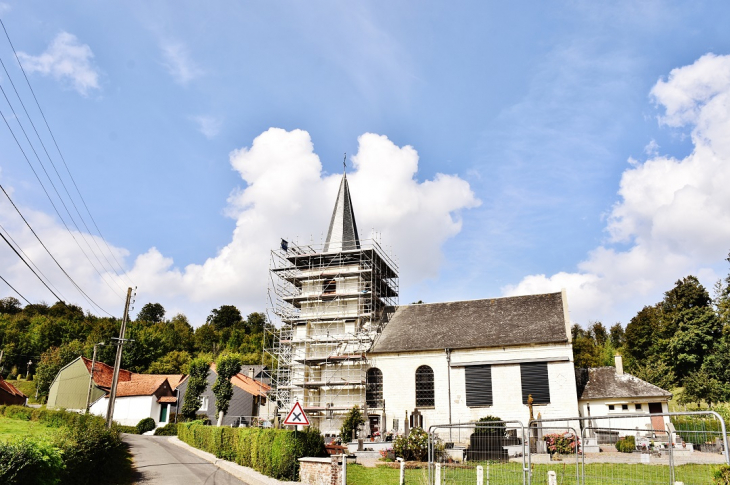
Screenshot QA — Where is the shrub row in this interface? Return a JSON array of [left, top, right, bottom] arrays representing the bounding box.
[[616, 435, 636, 453], [178, 421, 326, 480], [0, 405, 131, 485]]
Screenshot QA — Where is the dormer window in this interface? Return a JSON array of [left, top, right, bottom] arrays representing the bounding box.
[[323, 279, 336, 295]]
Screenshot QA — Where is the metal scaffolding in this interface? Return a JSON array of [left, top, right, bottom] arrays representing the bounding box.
[[265, 237, 398, 433]]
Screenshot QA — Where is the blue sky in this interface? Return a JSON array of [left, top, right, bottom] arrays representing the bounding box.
[[1, 1, 730, 326]]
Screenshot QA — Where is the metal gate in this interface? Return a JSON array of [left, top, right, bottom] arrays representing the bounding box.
[[428, 411, 729, 485]]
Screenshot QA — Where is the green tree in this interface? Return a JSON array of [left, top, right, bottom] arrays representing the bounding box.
[[147, 350, 192, 374], [212, 353, 243, 426], [137, 302, 166, 323], [340, 405, 365, 442], [571, 324, 599, 368], [631, 360, 677, 392], [624, 305, 661, 369], [679, 369, 726, 408], [181, 357, 210, 420], [207, 305, 243, 331], [609, 323, 625, 348], [194, 323, 219, 354], [34, 340, 84, 400], [0, 297, 22, 315]]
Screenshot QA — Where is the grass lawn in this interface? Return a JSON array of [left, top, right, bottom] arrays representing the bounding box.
[[9, 377, 40, 404], [0, 415, 59, 442], [347, 462, 722, 485]]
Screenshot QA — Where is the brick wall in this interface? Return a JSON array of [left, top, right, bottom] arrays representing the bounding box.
[[298, 456, 342, 485]]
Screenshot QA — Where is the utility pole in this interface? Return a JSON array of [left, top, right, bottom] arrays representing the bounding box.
[[85, 342, 105, 413], [106, 287, 133, 429], [26, 360, 32, 380]]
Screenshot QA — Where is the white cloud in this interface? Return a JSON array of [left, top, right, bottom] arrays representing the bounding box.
[[17, 32, 100, 96], [503, 53, 730, 325], [1, 129, 478, 324], [190, 115, 222, 139], [160, 41, 203, 85]]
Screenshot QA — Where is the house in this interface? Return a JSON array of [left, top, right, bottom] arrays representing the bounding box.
[[175, 364, 271, 426], [575, 355, 672, 437], [0, 376, 27, 405], [47, 356, 185, 427], [367, 292, 581, 436], [89, 374, 181, 427], [47, 357, 128, 411]]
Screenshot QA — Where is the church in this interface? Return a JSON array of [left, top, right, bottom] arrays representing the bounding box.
[[266, 170, 581, 437]]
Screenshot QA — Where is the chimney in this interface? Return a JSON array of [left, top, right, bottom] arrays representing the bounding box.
[[614, 354, 623, 376], [248, 367, 255, 379]]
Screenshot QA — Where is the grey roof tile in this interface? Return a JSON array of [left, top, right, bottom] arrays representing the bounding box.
[[575, 367, 672, 400], [324, 173, 360, 252], [370, 292, 569, 353]]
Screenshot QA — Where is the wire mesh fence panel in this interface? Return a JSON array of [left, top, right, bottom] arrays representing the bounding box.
[[526, 425, 581, 485], [429, 421, 528, 485]]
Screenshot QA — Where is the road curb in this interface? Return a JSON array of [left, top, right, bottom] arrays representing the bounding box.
[[167, 436, 299, 485]]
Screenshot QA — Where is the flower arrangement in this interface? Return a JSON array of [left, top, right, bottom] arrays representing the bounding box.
[[544, 432, 578, 455]]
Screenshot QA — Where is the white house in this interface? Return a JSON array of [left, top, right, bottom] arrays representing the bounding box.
[[367, 291, 581, 437], [90, 374, 180, 427], [575, 356, 672, 438]]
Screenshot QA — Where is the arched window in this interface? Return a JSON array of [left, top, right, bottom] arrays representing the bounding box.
[[366, 368, 383, 408], [415, 365, 434, 407]]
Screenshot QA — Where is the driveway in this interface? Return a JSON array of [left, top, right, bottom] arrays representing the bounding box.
[[123, 434, 249, 484]]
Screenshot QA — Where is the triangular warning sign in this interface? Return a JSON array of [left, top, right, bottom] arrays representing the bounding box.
[[283, 401, 310, 426]]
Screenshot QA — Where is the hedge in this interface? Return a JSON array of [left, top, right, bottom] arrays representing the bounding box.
[[178, 421, 326, 480], [0, 405, 132, 485]]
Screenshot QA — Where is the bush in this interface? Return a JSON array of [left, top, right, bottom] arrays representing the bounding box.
[[0, 409, 130, 485], [714, 464, 730, 485], [473, 415, 505, 437], [544, 432, 577, 454], [136, 417, 156, 434], [154, 422, 178, 436], [0, 438, 63, 485], [392, 427, 431, 462], [616, 435, 636, 453], [114, 425, 139, 434], [178, 421, 326, 480]]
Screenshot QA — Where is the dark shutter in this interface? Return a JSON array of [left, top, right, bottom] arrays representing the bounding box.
[[520, 362, 550, 404], [465, 365, 493, 407]]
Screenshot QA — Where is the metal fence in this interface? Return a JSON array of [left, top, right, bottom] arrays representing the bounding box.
[[427, 411, 729, 485]]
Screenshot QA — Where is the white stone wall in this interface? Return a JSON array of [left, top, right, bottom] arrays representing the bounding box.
[[578, 399, 670, 437], [90, 395, 166, 427], [369, 343, 580, 439]]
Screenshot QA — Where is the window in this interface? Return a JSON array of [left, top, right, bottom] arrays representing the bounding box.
[[520, 362, 550, 405], [622, 404, 629, 411], [465, 365, 493, 407], [635, 404, 642, 410], [323, 279, 336, 295], [415, 365, 435, 407], [366, 368, 383, 408], [608, 404, 615, 411], [200, 396, 209, 412]]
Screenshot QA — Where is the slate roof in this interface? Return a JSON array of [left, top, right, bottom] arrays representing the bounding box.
[[0, 377, 26, 398], [324, 172, 360, 252], [370, 292, 569, 353], [575, 367, 673, 400]]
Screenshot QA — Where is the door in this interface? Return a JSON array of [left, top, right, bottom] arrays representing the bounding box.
[[648, 402, 665, 434], [159, 403, 168, 423]]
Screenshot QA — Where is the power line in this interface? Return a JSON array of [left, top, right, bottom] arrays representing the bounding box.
[[0, 230, 61, 301], [0, 57, 128, 288], [0, 273, 30, 304], [0, 106, 125, 303], [0, 221, 67, 301], [0, 184, 113, 317], [0, 85, 125, 300], [0, 18, 133, 286]]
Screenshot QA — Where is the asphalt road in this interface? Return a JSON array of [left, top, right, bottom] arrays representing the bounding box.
[[123, 434, 249, 485]]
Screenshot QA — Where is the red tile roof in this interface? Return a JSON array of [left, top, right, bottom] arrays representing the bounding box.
[[158, 396, 177, 403], [82, 357, 132, 389], [210, 363, 270, 397], [116, 375, 170, 397], [156, 374, 186, 390], [0, 377, 26, 398]]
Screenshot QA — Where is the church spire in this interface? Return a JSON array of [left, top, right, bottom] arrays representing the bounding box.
[[324, 167, 360, 252]]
